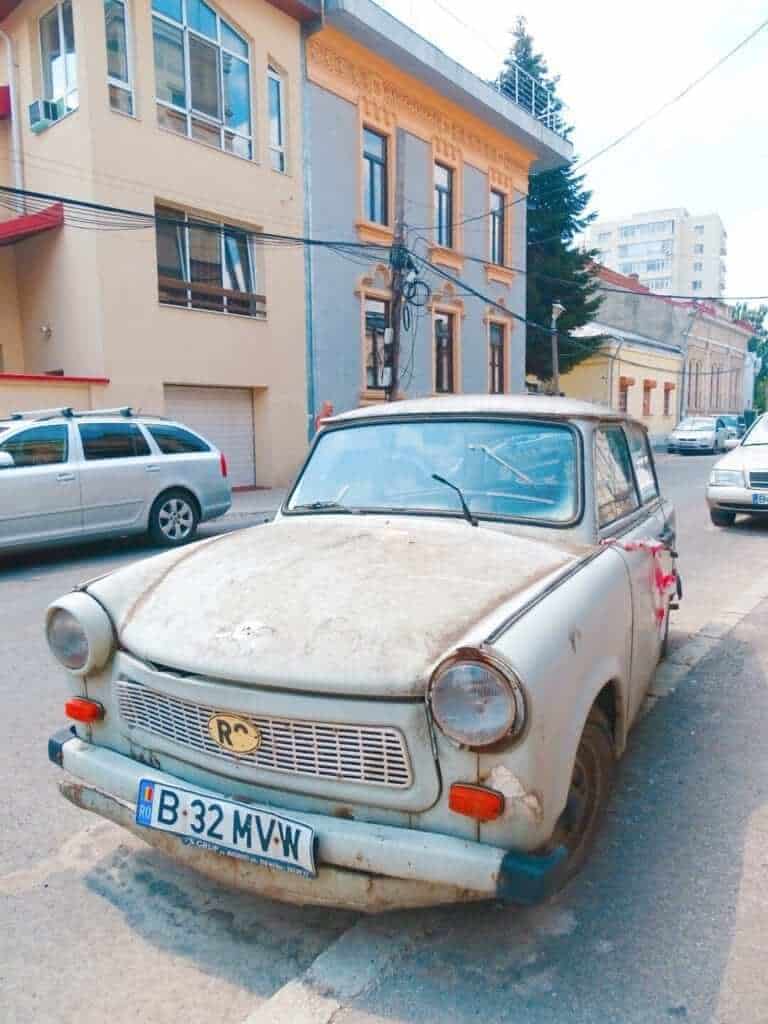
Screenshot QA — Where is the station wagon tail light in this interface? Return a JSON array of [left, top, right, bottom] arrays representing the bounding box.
[[220, 453, 228, 478], [46, 593, 115, 676], [428, 648, 526, 749], [449, 784, 504, 822], [65, 697, 105, 723]]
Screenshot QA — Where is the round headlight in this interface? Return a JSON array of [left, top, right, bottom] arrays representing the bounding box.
[[429, 650, 526, 749], [45, 593, 115, 676]]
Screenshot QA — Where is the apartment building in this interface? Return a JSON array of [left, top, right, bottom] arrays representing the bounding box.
[[585, 208, 727, 298], [0, 0, 309, 486], [300, 0, 572, 415]]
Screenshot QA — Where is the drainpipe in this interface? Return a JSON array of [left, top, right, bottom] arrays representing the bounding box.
[[0, 26, 24, 202], [301, 22, 318, 442]]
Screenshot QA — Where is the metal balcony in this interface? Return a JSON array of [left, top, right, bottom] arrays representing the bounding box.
[[494, 65, 568, 138]]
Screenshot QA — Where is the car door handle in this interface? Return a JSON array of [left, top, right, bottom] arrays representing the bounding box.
[[57, 472, 76, 482], [145, 465, 161, 473]]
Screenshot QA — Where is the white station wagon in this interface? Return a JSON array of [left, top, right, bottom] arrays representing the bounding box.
[[47, 396, 679, 911]]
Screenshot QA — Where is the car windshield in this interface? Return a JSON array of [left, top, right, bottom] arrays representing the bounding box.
[[288, 418, 579, 524], [678, 418, 715, 432], [743, 417, 768, 446]]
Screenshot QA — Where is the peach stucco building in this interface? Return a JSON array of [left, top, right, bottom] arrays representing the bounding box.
[[0, 0, 310, 486]]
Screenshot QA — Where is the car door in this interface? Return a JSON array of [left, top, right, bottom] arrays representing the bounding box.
[[595, 424, 673, 726], [76, 421, 158, 533], [0, 423, 82, 547]]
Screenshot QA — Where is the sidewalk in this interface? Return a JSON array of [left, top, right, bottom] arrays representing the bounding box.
[[225, 487, 287, 521]]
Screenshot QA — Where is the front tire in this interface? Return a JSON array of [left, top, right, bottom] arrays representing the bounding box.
[[710, 507, 735, 527], [149, 489, 199, 547], [551, 707, 615, 886]]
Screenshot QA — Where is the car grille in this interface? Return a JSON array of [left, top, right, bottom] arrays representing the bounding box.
[[116, 678, 413, 789], [750, 472, 768, 490]]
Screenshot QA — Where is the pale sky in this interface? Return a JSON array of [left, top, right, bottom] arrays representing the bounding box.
[[375, 0, 768, 302]]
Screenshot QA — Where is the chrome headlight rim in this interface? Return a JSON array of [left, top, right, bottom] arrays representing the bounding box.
[[710, 469, 745, 487], [45, 592, 115, 677], [427, 646, 528, 750]]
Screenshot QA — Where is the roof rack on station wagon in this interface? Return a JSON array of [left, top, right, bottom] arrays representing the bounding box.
[[2, 406, 136, 423]]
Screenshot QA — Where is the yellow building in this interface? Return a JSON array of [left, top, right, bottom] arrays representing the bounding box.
[[0, 0, 309, 486], [561, 325, 683, 441]]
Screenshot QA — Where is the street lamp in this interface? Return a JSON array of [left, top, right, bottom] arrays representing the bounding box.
[[551, 300, 566, 395]]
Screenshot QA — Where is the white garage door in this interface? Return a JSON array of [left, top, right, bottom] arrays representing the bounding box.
[[164, 385, 256, 487]]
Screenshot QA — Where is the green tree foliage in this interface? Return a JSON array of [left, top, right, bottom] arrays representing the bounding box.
[[498, 18, 603, 382], [733, 303, 768, 410]]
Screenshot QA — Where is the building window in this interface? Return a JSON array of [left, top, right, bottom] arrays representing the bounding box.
[[693, 261, 703, 272], [434, 312, 455, 393], [362, 128, 388, 226], [104, 0, 133, 115], [618, 380, 630, 413], [490, 190, 505, 265], [364, 297, 391, 390], [268, 64, 286, 172], [664, 384, 674, 417], [692, 280, 703, 291], [695, 224, 704, 234], [155, 205, 264, 317], [642, 380, 655, 417], [694, 243, 704, 254], [434, 163, 454, 249], [598, 231, 612, 242], [40, 1, 78, 111], [152, 0, 252, 159], [489, 322, 505, 394]]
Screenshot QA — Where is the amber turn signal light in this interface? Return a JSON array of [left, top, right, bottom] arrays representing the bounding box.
[[449, 783, 505, 822], [65, 697, 105, 724]]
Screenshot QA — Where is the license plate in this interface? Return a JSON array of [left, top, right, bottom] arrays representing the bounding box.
[[752, 493, 768, 506], [135, 779, 317, 877]]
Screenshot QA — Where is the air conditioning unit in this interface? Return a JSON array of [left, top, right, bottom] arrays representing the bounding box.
[[29, 98, 64, 134]]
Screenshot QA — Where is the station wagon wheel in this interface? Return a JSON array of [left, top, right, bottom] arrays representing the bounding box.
[[149, 489, 199, 547], [550, 706, 615, 886]]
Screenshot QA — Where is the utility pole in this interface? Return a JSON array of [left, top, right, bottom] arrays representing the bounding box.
[[387, 128, 406, 403], [550, 300, 566, 395]]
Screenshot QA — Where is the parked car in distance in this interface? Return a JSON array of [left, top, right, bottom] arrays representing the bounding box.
[[0, 406, 231, 553], [667, 415, 731, 454], [720, 414, 745, 439], [47, 396, 680, 912], [707, 412, 768, 526]]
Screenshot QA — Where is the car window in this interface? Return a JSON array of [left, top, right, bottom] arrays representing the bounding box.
[[0, 425, 69, 467], [147, 424, 210, 454], [743, 416, 768, 446], [595, 426, 640, 527], [625, 424, 659, 504], [78, 422, 151, 460]]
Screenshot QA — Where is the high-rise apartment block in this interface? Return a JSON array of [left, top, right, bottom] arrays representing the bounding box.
[[585, 208, 727, 297]]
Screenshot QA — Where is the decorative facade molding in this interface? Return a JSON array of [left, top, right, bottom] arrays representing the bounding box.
[[307, 31, 532, 190]]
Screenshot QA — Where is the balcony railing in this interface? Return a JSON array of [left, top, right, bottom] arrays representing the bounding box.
[[158, 276, 266, 319], [492, 65, 568, 138]]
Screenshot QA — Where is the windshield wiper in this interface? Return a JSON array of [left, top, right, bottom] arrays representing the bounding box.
[[432, 474, 478, 527], [291, 501, 355, 513]]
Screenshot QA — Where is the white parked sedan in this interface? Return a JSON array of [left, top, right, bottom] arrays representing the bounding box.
[[46, 396, 679, 911], [706, 412, 768, 526], [667, 415, 731, 454]]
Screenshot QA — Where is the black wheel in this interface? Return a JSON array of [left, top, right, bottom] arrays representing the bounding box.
[[709, 507, 735, 528], [149, 489, 199, 547], [550, 707, 615, 885]]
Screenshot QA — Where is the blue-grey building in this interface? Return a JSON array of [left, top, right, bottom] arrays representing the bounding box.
[[285, 0, 572, 430]]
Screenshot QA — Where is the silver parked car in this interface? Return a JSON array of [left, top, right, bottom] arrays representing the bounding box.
[[667, 416, 731, 454], [707, 412, 768, 526], [47, 397, 680, 912], [0, 406, 231, 552]]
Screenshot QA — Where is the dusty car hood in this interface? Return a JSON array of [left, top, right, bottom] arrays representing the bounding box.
[[87, 517, 590, 697], [716, 445, 768, 470]]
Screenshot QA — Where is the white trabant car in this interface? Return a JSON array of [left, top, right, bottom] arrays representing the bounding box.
[[706, 412, 768, 526], [47, 397, 679, 911]]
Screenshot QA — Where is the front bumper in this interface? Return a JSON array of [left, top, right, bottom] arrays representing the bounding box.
[[670, 438, 715, 452], [49, 730, 568, 912], [706, 485, 768, 513]]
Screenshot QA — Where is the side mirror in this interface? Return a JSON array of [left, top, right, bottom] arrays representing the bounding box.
[[0, 451, 15, 469], [724, 438, 739, 451]]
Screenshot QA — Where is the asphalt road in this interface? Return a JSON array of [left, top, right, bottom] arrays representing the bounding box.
[[1, 453, 766, 1024]]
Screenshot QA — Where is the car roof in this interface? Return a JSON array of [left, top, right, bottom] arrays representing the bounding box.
[[326, 394, 642, 428]]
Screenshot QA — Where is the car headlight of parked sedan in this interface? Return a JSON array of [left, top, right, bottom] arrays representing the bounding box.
[[709, 469, 746, 487], [46, 593, 115, 675], [428, 648, 527, 749]]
